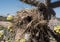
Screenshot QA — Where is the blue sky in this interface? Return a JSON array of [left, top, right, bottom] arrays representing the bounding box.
[[0, 0, 60, 17]]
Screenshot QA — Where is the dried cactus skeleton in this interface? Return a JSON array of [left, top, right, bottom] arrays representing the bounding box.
[[13, 0, 60, 42]]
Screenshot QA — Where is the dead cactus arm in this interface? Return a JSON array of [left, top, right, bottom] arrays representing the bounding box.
[[45, 0, 51, 6], [20, 0, 60, 8], [50, 1, 60, 8], [20, 0, 45, 7]]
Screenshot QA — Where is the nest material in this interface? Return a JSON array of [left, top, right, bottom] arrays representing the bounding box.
[[13, 8, 59, 42]]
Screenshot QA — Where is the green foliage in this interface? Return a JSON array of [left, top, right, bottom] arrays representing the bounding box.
[[0, 16, 7, 21], [56, 17, 60, 20], [0, 26, 5, 30]]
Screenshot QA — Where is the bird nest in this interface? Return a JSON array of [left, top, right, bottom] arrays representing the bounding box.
[[13, 8, 60, 42]]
